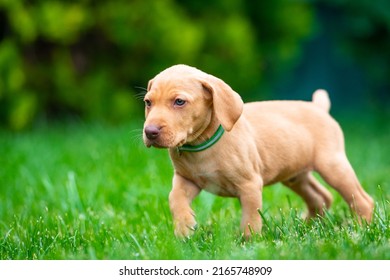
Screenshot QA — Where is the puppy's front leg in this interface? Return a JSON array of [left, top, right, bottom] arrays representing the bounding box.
[[169, 173, 201, 238], [239, 182, 263, 238]]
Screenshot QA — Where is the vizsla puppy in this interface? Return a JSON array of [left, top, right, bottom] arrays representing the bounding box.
[[143, 64, 374, 238]]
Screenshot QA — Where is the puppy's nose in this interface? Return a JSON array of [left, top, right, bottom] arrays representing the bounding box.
[[144, 125, 161, 140]]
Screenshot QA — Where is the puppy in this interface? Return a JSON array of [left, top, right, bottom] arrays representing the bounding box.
[[143, 64, 374, 238]]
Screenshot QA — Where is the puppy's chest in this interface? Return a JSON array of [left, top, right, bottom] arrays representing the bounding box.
[[175, 160, 238, 197]]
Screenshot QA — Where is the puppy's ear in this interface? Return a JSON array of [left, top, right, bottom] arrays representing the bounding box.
[[147, 79, 154, 91], [200, 75, 243, 131]]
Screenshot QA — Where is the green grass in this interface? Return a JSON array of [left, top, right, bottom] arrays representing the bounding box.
[[1, 116, 389, 260]]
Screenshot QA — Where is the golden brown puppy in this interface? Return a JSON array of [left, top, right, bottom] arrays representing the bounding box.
[[143, 64, 374, 238]]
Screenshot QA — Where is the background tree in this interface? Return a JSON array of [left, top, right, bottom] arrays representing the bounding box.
[[0, 0, 388, 130]]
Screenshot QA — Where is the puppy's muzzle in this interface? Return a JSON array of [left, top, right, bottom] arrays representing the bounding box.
[[144, 125, 161, 140]]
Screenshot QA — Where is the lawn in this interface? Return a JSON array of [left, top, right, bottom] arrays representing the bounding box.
[[0, 115, 389, 260]]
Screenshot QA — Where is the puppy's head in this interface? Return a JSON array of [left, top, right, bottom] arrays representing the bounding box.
[[143, 64, 243, 149]]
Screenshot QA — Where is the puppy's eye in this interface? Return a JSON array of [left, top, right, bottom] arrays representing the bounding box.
[[144, 99, 152, 108], [174, 98, 186, 107]]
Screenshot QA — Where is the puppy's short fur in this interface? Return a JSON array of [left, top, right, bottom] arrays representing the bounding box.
[[143, 64, 374, 238]]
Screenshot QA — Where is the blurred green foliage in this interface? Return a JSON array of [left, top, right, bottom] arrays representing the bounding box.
[[325, 0, 390, 95], [0, 0, 389, 130]]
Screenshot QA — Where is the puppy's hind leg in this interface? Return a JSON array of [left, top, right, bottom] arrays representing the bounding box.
[[315, 153, 374, 222], [283, 172, 333, 219]]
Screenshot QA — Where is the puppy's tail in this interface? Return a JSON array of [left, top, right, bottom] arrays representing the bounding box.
[[312, 89, 331, 112]]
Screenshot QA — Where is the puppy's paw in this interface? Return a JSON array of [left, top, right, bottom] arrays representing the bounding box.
[[173, 213, 197, 238], [242, 220, 262, 239]]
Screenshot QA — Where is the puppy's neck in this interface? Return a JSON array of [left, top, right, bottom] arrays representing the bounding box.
[[187, 112, 220, 146]]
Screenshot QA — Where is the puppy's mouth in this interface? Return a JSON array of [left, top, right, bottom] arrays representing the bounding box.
[[145, 139, 186, 149], [143, 134, 187, 149]]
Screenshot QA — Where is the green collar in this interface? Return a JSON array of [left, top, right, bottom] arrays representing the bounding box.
[[177, 125, 225, 153]]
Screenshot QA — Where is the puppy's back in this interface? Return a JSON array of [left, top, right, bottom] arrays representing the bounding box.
[[241, 100, 343, 184]]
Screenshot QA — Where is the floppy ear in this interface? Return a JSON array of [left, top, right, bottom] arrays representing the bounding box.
[[200, 75, 244, 131]]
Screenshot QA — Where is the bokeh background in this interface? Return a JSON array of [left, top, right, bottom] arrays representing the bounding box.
[[0, 0, 389, 130]]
